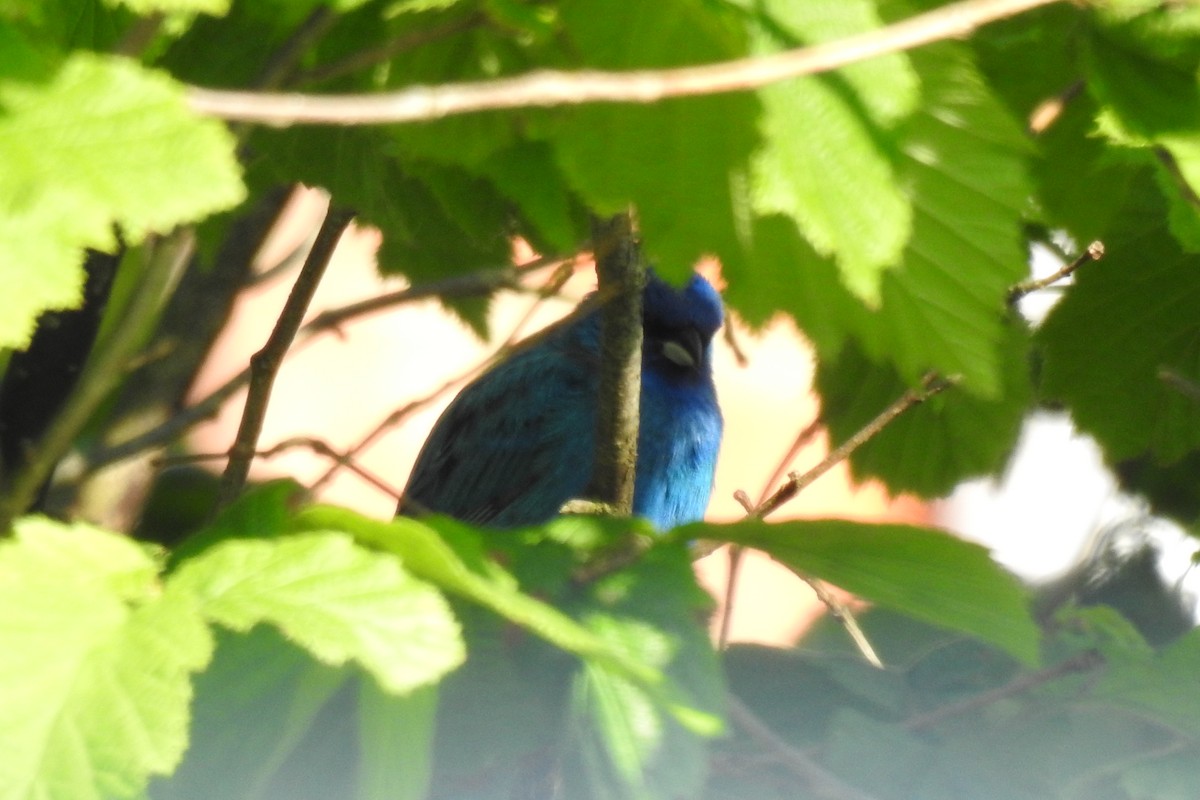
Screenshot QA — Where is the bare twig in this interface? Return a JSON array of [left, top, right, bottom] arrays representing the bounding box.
[[904, 650, 1103, 731], [1158, 147, 1200, 216], [309, 263, 578, 495], [591, 214, 644, 515], [294, 12, 487, 86], [733, 482, 881, 666], [753, 373, 954, 521], [807, 582, 883, 668], [216, 208, 354, 508], [86, 266, 531, 470], [722, 310, 751, 367], [1008, 240, 1104, 302], [169, 436, 402, 500], [0, 231, 194, 532], [1158, 368, 1200, 404], [307, 268, 521, 333], [255, 7, 336, 90], [187, 0, 1066, 126], [726, 695, 884, 800], [1028, 79, 1084, 135], [757, 417, 824, 507]]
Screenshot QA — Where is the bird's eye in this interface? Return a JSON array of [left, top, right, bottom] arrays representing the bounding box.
[[661, 340, 696, 368]]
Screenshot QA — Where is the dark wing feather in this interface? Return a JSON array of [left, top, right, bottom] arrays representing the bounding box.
[[400, 334, 598, 527]]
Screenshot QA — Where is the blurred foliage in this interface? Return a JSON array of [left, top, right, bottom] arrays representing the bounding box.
[[3, 0, 1200, 797]]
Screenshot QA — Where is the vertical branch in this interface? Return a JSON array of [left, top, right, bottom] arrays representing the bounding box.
[[590, 212, 645, 515], [216, 206, 354, 509], [0, 231, 194, 532]]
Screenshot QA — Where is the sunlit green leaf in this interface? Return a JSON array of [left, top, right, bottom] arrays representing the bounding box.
[[0, 53, 243, 348], [0, 518, 211, 800], [170, 531, 464, 694], [679, 518, 1039, 664]]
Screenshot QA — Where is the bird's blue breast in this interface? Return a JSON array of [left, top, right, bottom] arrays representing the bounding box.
[[633, 366, 722, 529]]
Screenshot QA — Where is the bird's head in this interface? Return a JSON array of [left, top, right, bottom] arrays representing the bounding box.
[[642, 271, 723, 378]]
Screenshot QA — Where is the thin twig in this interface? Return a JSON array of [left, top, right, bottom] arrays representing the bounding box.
[[1156, 147, 1200, 215], [255, 7, 336, 91], [732, 484, 881, 665], [294, 12, 487, 86], [726, 695, 884, 800], [753, 373, 954, 521], [1028, 79, 1084, 135], [168, 436, 402, 500], [903, 650, 1103, 731], [307, 268, 521, 333], [308, 263, 578, 495], [807, 582, 883, 668], [216, 208, 354, 508], [757, 417, 824, 507], [717, 544, 745, 650], [591, 213, 644, 515], [722, 310, 751, 368], [186, 0, 1065, 126], [0, 231, 194, 532], [86, 266, 532, 470], [1008, 240, 1104, 302], [1158, 368, 1200, 404]]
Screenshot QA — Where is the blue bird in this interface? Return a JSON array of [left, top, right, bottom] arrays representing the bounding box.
[[398, 271, 723, 530]]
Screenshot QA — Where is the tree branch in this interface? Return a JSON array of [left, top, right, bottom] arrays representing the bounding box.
[[216, 207, 354, 508], [186, 0, 1065, 126], [752, 373, 954, 521], [1008, 240, 1104, 302], [726, 694, 884, 800], [0, 231, 194, 532], [84, 264, 529, 471], [590, 214, 644, 514]]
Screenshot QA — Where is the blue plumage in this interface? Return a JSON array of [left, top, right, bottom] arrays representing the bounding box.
[[399, 272, 723, 530]]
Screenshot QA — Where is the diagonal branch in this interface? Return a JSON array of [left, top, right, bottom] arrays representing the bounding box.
[[215, 207, 355, 508], [752, 373, 954, 520], [186, 0, 1066, 126]]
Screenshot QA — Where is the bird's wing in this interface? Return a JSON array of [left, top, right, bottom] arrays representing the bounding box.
[[399, 340, 597, 527]]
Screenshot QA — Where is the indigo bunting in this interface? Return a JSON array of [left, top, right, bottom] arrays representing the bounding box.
[[399, 272, 723, 530]]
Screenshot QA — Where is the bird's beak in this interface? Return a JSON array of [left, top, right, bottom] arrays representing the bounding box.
[[660, 327, 704, 369]]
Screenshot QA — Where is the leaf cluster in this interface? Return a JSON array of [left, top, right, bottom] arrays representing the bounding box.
[[3, 0, 1200, 798]]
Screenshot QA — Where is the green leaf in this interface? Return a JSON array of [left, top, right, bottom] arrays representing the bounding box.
[[151, 626, 350, 800], [871, 33, 1031, 396], [1098, 627, 1200, 737], [293, 508, 721, 735], [0, 53, 244, 348], [547, 0, 759, 285], [747, 0, 917, 303], [167, 479, 303, 565], [245, 126, 510, 295], [816, 321, 1031, 497], [1038, 171, 1200, 463], [169, 531, 464, 694], [1084, 21, 1200, 245], [730, 25, 1030, 397], [106, 0, 228, 15], [822, 710, 934, 797], [358, 681, 437, 800], [0, 517, 212, 800], [680, 518, 1040, 664], [479, 140, 588, 253], [563, 545, 724, 798]]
